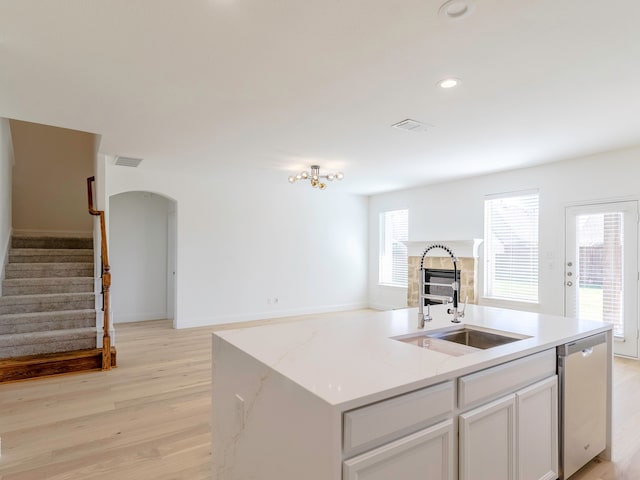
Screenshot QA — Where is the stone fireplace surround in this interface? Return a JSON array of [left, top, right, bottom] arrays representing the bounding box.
[[402, 240, 483, 308]]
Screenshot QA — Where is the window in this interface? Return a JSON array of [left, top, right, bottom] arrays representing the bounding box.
[[379, 209, 408, 286], [484, 191, 539, 302]]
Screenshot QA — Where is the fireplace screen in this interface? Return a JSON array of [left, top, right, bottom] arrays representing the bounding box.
[[422, 268, 460, 306]]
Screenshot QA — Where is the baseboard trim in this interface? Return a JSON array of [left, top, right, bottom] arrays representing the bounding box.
[[12, 229, 93, 238], [368, 303, 404, 311], [175, 302, 369, 329], [114, 312, 168, 323]]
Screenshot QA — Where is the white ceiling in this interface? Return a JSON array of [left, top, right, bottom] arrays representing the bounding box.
[[1, 0, 639, 195]]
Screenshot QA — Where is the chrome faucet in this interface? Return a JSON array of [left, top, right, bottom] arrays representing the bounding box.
[[418, 244, 465, 328]]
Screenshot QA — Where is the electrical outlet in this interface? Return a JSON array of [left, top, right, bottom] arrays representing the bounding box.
[[267, 298, 272, 304], [273, 297, 279, 304]]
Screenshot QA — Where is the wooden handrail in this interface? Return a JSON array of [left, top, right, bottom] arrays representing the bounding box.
[[87, 176, 112, 370]]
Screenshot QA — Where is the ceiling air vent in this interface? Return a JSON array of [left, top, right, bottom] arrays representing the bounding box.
[[114, 156, 143, 167], [391, 119, 430, 132]]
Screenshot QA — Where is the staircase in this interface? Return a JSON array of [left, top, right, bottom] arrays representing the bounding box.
[[0, 236, 114, 382]]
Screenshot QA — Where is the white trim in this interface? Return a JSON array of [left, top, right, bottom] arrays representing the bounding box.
[[174, 302, 369, 329], [0, 227, 12, 296], [368, 303, 405, 311], [12, 229, 93, 238], [563, 194, 640, 209], [484, 188, 540, 201], [114, 312, 169, 323], [377, 283, 408, 289], [478, 296, 540, 312], [403, 239, 483, 258]]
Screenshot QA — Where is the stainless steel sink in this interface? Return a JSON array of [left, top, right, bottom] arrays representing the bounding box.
[[426, 327, 528, 349], [394, 326, 532, 356]]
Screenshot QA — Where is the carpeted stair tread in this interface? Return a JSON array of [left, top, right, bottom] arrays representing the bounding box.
[[0, 327, 96, 358], [0, 309, 96, 334], [0, 292, 95, 315], [0, 327, 96, 346], [0, 308, 96, 323], [0, 236, 99, 361], [2, 277, 94, 295], [11, 236, 93, 249], [0, 292, 95, 305], [5, 263, 94, 279], [9, 248, 94, 263]]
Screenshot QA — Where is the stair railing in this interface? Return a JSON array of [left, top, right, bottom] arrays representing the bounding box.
[[87, 176, 112, 370]]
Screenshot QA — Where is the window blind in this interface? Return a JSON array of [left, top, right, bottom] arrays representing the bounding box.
[[575, 212, 624, 335], [380, 209, 408, 286], [485, 192, 539, 302]]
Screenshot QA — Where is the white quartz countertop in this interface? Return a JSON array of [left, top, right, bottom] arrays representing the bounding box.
[[213, 305, 611, 409]]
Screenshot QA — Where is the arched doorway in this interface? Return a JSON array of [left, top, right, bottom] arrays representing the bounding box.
[[109, 191, 178, 327]]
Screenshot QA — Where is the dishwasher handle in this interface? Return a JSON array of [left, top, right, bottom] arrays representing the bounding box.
[[581, 347, 593, 357], [557, 332, 607, 357]]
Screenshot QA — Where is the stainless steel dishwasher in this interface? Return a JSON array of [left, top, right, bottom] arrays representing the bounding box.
[[557, 332, 608, 479]]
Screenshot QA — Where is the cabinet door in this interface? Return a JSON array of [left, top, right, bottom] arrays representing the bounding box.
[[343, 419, 454, 480], [460, 394, 516, 480], [516, 376, 558, 480]]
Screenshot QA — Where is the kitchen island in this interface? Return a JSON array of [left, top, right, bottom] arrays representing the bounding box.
[[211, 305, 612, 480]]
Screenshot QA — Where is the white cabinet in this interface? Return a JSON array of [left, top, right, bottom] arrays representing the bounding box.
[[343, 381, 454, 457], [516, 376, 558, 480], [459, 394, 516, 480], [458, 349, 556, 409], [459, 376, 558, 480], [343, 419, 454, 480], [340, 351, 559, 480]]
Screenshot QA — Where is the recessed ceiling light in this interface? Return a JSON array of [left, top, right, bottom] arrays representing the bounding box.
[[438, 0, 476, 20], [438, 78, 461, 89]]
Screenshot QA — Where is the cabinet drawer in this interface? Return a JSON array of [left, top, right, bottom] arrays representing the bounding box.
[[343, 419, 454, 480], [343, 381, 454, 457], [458, 349, 556, 409]]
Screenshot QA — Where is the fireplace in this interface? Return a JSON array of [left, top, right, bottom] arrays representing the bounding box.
[[403, 240, 483, 308], [421, 268, 460, 306]]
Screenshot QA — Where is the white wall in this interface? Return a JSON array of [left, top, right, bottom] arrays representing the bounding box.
[[109, 191, 173, 323], [0, 118, 14, 289], [106, 165, 369, 328], [369, 146, 640, 314]]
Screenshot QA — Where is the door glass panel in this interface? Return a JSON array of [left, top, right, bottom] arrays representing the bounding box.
[[575, 212, 624, 336]]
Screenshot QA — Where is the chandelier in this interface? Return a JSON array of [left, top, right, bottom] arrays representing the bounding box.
[[287, 165, 344, 190]]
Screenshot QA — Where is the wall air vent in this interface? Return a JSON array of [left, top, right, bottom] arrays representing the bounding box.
[[391, 119, 431, 132], [114, 156, 143, 167]]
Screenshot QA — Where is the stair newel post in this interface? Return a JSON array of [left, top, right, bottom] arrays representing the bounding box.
[[87, 176, 113, 371], [99, 211, 111, 370], [102, 263, 112, 370]]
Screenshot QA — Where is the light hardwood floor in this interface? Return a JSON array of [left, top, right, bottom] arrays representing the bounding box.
[[0, 314, 638, 480]]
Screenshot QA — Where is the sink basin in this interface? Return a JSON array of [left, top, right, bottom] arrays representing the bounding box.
[[394, 326, 532, 356], [427, 327, 529, 349]]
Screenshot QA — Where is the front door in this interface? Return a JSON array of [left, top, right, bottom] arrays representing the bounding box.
[[565, 201, 639, 358]]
